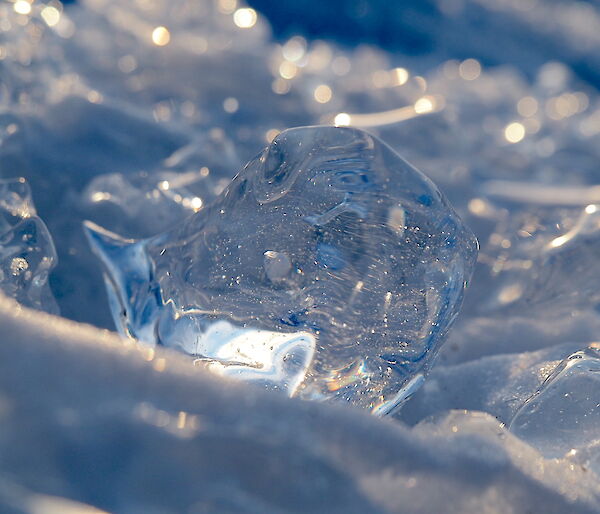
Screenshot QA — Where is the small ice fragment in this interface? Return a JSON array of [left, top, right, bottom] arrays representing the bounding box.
[[83, 136, 241, 238], [484, 204, 600, 314], [85, 126, 477, 414], [509, 344, 600, 458], [0, 179, 58, 314], [84, 171, 208, 236]]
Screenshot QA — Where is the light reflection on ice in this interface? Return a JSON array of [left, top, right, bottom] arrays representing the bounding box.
[[192, 321, 315, 396]]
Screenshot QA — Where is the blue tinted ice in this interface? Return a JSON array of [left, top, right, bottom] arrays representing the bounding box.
[[509, 344, 600, 458], [0, 178, 58, 314], [86, 126, 477, 414]]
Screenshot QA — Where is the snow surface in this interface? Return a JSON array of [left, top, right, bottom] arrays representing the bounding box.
[[0, 294, 599, 513]]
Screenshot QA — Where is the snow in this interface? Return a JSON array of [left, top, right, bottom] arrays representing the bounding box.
[[0, 294, 598, 512]]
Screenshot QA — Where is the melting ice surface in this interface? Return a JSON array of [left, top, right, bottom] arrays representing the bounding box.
[[86, 125, 477, 414], [0, 178, 58, 314]]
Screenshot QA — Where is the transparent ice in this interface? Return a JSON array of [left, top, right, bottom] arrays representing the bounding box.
[[0, 178, 58, 314], [86, 125, 477, 414], [83, 133, 242, 238], [509, 344, 600, 459]]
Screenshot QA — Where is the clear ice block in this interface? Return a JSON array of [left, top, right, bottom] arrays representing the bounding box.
[[0, 178, 58, 314], [85, 126, 477, 414], [509, 344, 600, 458]]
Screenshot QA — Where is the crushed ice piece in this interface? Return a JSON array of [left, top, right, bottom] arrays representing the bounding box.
[[509, 344, 600, 458], [83, 135, 242, 238], [398, 343, 585, 426], [85, 126, 477, 414], [0, 178, 58, 314], [480, 204, 600, 315], [84, 170, 209, 237]]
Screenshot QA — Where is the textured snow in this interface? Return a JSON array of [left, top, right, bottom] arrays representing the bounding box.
[[0, 294, 598, 513]]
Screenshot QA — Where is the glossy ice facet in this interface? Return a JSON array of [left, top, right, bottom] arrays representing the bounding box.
[[86, 126, 477, 414], [509, 345, 600, 458], [0, 178, 58, 314]]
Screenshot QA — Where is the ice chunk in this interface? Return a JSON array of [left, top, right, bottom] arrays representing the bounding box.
[[481, 204, 600, 315], [83, 170, 209, 238], [85, 126, 477, 414], [509, 344, 600, 458], [443, 202, 600, 365], [398, 343, 584, 426], [0, 178, 58, 314], [83, 135, 242, 238]]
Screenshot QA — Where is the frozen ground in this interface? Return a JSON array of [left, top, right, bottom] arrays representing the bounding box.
[[2, 0, 600, 511]]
